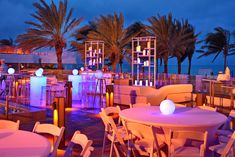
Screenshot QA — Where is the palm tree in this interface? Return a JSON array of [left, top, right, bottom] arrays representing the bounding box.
[[173, 20, 198, 74], [147, 14, 175, 73], [147, 14, 197, 74], [198, 27, 235, 71], [16, 0, 82, 69], [72, 13, 145, 72]]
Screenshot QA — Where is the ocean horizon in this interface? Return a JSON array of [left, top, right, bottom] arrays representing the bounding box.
[[68, 63, 234, 76]]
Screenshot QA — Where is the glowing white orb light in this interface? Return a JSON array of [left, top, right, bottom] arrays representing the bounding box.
[[38, 68, 44, 73], [72, 69, 79, 75], [8, 68, 15, 75], [160, 99, 175, 115], [35, 69, 43, 77], [95, 70, 103, 78]]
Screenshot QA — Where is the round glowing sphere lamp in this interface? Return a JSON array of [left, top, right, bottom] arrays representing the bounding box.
[[160, 99, 175, 115], [8, 68, 15, 75], [35, 69, 43, 77], [72, 69, 78, 75]]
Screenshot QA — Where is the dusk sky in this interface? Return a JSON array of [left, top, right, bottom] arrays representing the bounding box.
[[0, 0, 234, 66]]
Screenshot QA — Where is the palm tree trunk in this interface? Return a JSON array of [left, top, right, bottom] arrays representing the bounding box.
[[177, 58, 181, 74], [55, 46, 63, 69], [188, 56, 192, 75], [120, 63, 123, 73], [112, 61, 117, 72], [163, 55, 168, 73], [224, 55, 227, 72]]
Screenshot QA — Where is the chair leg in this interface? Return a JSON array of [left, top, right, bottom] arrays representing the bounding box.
[[109, 140, 114, 157], [149, 148, 154, 157], [102, 133, 107, 157], [113, 144, 120, 157]]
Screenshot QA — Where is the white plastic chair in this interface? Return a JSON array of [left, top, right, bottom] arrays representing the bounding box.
[[100, 112, 128, 157], [64, 131, 94, 157], [0, 120, 20, 130], [32, 122, 65, 157], [209, 131, 235, 157], [129, 102, 151, 108], [197, 105, 217, 112], [169, 130, 208, 157], [122, 119, 166, 157]]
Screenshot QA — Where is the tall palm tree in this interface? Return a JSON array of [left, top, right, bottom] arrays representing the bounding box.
[[72, 13, 144, 72], [198, 27, 235, 71], [16, 0, 82, 69], [147, 14, 175, 73], [173, 20, 198, 74]]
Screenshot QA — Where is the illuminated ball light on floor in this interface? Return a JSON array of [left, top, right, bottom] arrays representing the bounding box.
[[160, 99, 175, 115]]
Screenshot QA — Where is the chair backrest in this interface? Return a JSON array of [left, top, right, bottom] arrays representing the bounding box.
[[221, 131, 235, 157], [101, 106, 120, 115], [169, 130, 208, 157], [0, 120, 20, 130], [33, 122, 65, 157], [64, 131, 93, 157], [197, 106, 217, 112], [101, 106, 121, 125], [122, 119, 163, 156], [129, 102, 151, 108]]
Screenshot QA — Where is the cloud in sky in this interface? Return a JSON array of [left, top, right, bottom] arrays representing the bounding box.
[[0, 0, 234, 65]]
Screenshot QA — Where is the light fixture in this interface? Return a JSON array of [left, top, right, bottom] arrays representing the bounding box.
[[72, 69, 78, 75], [8, 68, 15, 75], [160, 99, 175, 115], [80, 67, 84, 72], [35, 68, 43, 77]]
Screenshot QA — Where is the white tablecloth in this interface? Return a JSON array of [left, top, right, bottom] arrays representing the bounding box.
[[120, 106, 227, 144], [0, 129, 51, 157]]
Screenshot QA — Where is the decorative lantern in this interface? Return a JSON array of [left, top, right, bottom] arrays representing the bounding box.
[[160, 99, 175, 115], [106, 85, 114, 107]]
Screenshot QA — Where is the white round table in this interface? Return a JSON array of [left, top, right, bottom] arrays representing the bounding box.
[[120, 106, 227, 143], [0, 129, 51, 157]]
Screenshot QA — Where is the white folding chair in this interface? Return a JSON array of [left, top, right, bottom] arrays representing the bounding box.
[[100, 111, 128, 157], [33, 122, 65, 157], [129, 102, 151, 108], [64, 131, 94, 157], [0, 120, 20, 130], [216, 110, 235, 139], [169, 130, 208, 157], [209, 131, 235, 157], [197, 105, 217, 112], [122, 119, 166, 157], [101, 106, 121, 126]]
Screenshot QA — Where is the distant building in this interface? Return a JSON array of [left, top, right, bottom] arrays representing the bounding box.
[[0, 51, 83, 69]]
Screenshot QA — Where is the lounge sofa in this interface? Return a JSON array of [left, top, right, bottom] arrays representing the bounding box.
[[113, 84, 193, 106]]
